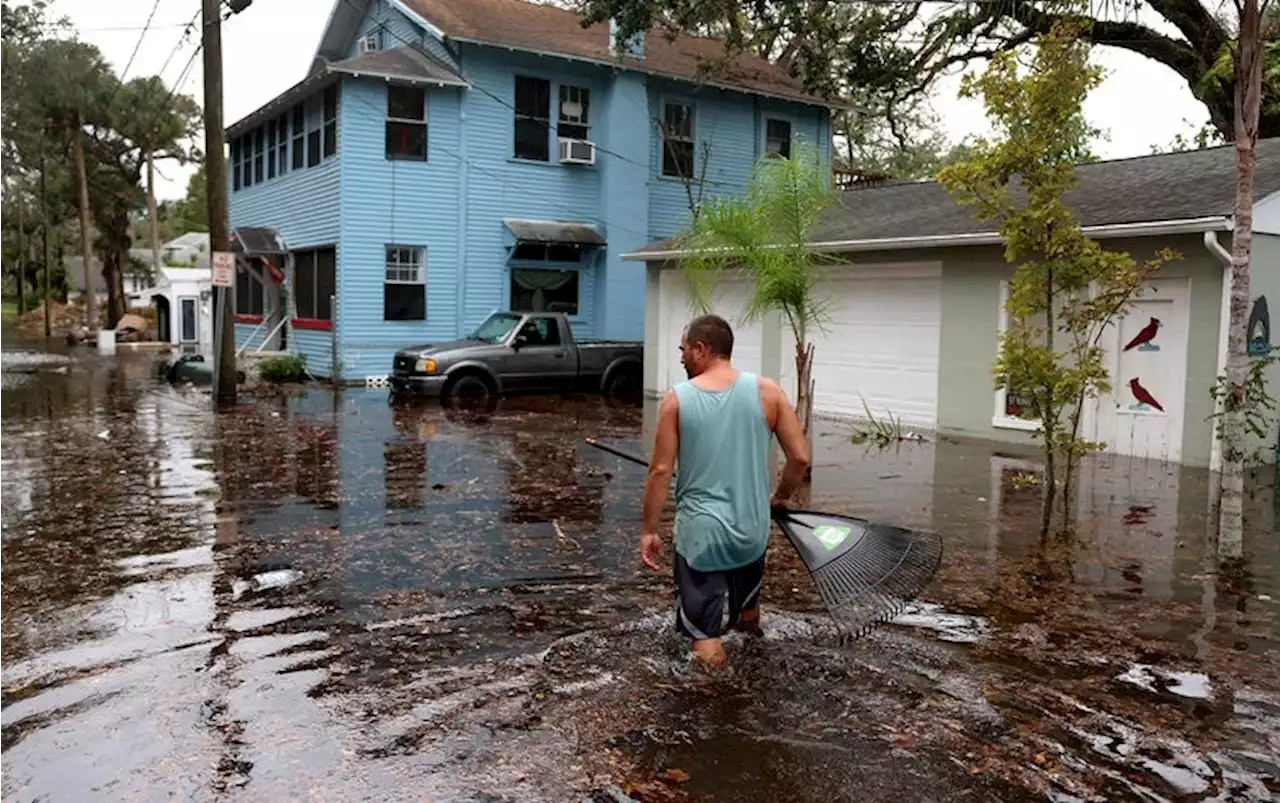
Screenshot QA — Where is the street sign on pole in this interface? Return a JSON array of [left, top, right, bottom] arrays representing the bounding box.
[[212, 251, 235, 288]]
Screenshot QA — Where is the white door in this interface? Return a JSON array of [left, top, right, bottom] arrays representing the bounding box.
[[780, 263, 942, 428], [1090, 277, 1190, 463], [655, 270, 762, 393]]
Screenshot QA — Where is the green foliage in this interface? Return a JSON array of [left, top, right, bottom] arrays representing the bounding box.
[[849, 395, 922, 448], [1208, 353, 1279, 465], [680, 141, 835, 341], [259, 355, 308, 384], [936, 17, 1178, 533]]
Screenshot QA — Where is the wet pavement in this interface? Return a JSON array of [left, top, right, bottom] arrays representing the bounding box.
[[2, 337, 1278, 802]]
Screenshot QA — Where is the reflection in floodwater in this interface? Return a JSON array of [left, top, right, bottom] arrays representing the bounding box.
[[1, 340, 1277, 802]]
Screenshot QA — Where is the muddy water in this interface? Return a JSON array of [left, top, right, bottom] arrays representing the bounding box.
[[2, 340, 1277, 802]]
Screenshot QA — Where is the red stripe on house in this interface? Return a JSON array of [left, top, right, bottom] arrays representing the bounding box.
[[235, 314, 264, 324], [291, 318, 332, 331]]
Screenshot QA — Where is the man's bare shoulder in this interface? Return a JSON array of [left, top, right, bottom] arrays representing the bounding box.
[[755, 375, 788, 405]]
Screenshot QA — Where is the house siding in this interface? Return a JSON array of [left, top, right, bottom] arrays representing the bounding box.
[[646, 79, 830, 241], [229, 87, 342, 374], [347, 1, 426, 60], [335, 76, 467, 379], [453, 45, 607, 335], [935, 235, 1226, 467]]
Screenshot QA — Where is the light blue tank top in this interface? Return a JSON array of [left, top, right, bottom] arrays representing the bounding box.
[[673, 371, 772, 572]]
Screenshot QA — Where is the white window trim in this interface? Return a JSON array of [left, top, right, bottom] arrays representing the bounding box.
[[660, 99, 696, 178], [384, 247, 424, 286], [557, 84, 590, 140], [993, 280, 1043, 432]]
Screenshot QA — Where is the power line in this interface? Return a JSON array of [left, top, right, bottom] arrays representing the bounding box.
[[117, 0, 163, 82], [158, 11, 203, 79]]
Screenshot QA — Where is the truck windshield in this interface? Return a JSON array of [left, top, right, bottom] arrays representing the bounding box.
[[469, 313, 523, 343]]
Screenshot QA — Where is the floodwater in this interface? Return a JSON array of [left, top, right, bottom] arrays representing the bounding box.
[[2, 338, 1277, 802]]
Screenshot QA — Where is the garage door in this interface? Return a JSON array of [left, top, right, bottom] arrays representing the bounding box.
[[780, 264, 941, 428], [656, 270, 763, 393]]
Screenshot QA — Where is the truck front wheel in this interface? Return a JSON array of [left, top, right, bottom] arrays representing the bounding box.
[[444, 373, 496, 411]]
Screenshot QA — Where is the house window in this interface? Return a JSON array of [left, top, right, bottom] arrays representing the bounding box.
[[307, 98, 322, 168], [277, 113, 289, 175], [993, 280, 1048, 430], [253, 127, 265, 184], [511, 242, 583, 262], [514, 75, 550, 161], [231, 138, 241, 191], [323, 85, 338, 159], [291, 105, 305, 170], [293, 246, 336, 323], [661, 101, 695, 178], [241, 134, 253, 188], [180, 297, 197, 342], [386, 85, 427, 161], [384, 245, 426, 321], [267, 119, 278, 180], [765, 118, 792, 159], [558, 85, 589, 140], [235, 259, 265, 318], [510, 268, 578, 315]]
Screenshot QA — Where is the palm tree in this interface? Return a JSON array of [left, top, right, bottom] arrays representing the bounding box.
[[678, 140, 837, 447]]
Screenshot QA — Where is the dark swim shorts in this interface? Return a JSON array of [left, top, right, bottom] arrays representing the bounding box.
[[673, 551, 767, 640]]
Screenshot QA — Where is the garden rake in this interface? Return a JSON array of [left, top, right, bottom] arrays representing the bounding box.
[[585, 438, 945, 641]]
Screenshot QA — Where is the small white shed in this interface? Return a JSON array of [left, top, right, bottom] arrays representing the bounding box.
[[150, 266, 213, 356]]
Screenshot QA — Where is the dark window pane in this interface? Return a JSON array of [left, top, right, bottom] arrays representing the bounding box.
[[517, 317, 561, 345], [316, 248, 335, 320], [558, 123, 588, 140], [385, 121, 427, 160], [662, 139, 694, 178], [253, 128, 264, 183], [323, 86, 337, 120], [294, 252, 315, 319], [514, 75, 549, 160], [278, 115, 289, 174], [765, 118, 791, 158], [307, 130, 321, 167], [514, 75, 549, 117], [231, 140, 241, 190], [384, 283, 425, 321], [546, 244, 583, 262], [324, 121, 336, 158], [180, 299, 197, 340], [514, 118, 548, 161], [664, 103, 692, 138], [387, 86, 424, 120], [510, 269, 578, 315]]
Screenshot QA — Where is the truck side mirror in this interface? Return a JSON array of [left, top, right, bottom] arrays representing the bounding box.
[[513, 334, 528, 349]]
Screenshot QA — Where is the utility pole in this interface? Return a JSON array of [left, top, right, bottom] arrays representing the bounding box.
[[39, 151, 52, 339], [147, 152, 162, 288], [204, 0, 236, 407]]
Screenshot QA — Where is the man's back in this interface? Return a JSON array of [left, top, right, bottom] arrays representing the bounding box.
[[672, 370, 772, 572]]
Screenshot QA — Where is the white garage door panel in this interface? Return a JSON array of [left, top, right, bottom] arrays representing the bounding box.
[[788, 269, 941, 428], [656, 271, 762, 394]]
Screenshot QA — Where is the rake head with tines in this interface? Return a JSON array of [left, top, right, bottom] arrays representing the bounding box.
[[584, 438, 945, 641], [771, 508, 944, 640]]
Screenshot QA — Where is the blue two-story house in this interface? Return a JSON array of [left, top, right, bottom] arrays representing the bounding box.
[[225, 0, 834, 380]]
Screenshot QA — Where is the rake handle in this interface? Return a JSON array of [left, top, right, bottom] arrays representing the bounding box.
[[583, 438, 790, 517]]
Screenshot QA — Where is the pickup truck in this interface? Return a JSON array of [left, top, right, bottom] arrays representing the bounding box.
[[388, 311, 644, 406]]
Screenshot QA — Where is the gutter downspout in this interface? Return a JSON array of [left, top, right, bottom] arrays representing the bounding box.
[[1204, 228, 1233, 474]]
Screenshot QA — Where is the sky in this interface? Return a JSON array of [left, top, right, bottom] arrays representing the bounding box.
[[46, 0, 1214, 202]]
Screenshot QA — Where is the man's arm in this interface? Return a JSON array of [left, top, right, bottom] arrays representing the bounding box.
[[764, 379, 810, 505], [639, 390, 679, 569]]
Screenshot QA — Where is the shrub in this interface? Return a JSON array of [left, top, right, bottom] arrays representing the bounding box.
[[259, 354, 307, 383]]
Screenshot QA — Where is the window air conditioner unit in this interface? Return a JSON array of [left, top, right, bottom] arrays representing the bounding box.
[[558, 138, 596, 166], [358, 34, 381, 54]]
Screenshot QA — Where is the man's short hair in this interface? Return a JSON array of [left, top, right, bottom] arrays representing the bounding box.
[[684, 314, 734, 358]]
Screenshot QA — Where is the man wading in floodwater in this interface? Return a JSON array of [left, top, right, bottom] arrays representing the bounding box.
[[640, 314, 810, 670]]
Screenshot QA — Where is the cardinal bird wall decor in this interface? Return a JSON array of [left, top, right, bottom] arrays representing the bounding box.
[[1123, 317, 1162, 352], [1128, 377, 1165, 412]]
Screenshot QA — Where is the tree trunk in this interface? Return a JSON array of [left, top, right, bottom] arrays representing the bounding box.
[[102, 250, 126, 327], [1216, 0, 1263, 559], [72, 123, 96, 328], [794, 340, 816, 482], [147, 152, 162, 283]]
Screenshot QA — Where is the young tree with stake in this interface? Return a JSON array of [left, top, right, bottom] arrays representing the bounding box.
[[937, 18, 1178, 538]]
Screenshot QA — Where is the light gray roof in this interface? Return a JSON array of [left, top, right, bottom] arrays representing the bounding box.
[[503, 218, 606, 246], [626, 138, 1280, 259]]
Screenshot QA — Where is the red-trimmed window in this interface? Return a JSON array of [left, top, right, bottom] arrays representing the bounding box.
[[292, 246, 336, 330], [386, 85, 427, 161]]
